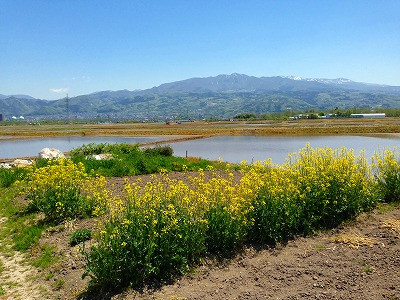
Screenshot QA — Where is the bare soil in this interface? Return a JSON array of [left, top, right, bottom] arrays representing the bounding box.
[[2, 173, 400, 300], [2, 119, 400, 141], [117, 206, 400, 300]]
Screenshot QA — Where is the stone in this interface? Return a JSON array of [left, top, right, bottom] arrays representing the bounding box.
[[12, 159, 33, 168], [38, 148, 65, 159], [0, 162, 12, 169], [87, 153, 113, 160]]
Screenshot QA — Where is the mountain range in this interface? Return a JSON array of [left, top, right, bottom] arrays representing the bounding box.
[[1, 74, 400, 120]]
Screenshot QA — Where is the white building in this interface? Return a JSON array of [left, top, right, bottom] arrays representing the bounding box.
[[350, 113, 386, 119]]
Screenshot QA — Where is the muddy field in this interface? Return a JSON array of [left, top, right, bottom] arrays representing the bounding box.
[[2, 118, 400, 140]]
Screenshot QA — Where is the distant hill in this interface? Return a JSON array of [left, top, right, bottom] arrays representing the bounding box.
[[0, 94, 37, 100], [1, 74, 400, 119], [150, 74, 400, 94]]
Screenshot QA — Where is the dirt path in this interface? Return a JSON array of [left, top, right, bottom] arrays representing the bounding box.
[[0, 252, 44, 300], [118, 206, 400, 300], [0, 215, 44, 300]]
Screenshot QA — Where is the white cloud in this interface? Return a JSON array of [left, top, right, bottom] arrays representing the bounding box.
[[49, 87, 69, 94]]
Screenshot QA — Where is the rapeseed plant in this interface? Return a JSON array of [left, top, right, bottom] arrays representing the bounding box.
[[85, 145, 382, 289], [25, 158, 106, 223], [17, 144, 394, 291], [373, 148, 400, 203]]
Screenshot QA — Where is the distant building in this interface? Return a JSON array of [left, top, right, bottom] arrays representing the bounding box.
[[350, 113, 386, 119], [0, 114, 3, 121]]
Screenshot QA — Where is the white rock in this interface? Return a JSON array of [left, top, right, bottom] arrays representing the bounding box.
[[12, 159, 33, 168], [0, 162, 12, 169], [38, 148, 65, 159], [87, 153, 113, 160]]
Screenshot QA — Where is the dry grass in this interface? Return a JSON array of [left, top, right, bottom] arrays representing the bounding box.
[[381, 219, 400, 237], [330, 232, 377, 248]]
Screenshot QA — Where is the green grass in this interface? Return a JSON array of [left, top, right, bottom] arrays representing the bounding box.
[[69, 143, 224, 177], [0, 186, 23, 216], [45, 271, 55, 281], [52, 278, 65, 290], [377, 202, 400, 214], [364, 265, 374, 274], [32, 245, 58, 269], [13, 222, 47, 252], [0, 186, 47, 254], [0, 168, 30, 188]]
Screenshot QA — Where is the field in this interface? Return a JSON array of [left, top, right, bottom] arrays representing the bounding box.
[[0, 121, 400, 299], [2, 118, 400, 140]]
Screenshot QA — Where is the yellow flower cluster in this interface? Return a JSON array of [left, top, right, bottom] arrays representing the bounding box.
[[372, 148, 400, 202], [85, 145, 389, 288], [26, 158, 108, 222]]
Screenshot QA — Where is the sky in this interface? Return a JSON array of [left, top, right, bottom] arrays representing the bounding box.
[[1, 0, 399, 100]]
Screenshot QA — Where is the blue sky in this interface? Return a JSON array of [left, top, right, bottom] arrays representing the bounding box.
[[1, 0, 399, 99]]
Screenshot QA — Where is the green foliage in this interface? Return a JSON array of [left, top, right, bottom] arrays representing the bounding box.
[[70, 143, 141, 156], [70, 228, 92, 246], [70, 143, 216, 177], [205, 205, 246, 256], [25, 159, 99, 223], [249, 147, 378, 244], [373, 149, 400, 203], [143, 145, 173, 156], [84, 206, 206, 288], [84, 146, 381, 291], [233, 113, 257, 120], [0, 167, 30, 188]]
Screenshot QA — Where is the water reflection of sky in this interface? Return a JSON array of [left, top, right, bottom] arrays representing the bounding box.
[[1, 135, 400, 163], [170, 135, 400, 164], [0, 136, 164, 159]]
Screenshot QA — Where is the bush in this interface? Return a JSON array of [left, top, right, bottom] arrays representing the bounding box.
[[70, 229, 92, 246], [373, 149, 400, 203], [69, 143, 217, 177], [144, 145, 174, 157], [25, 159, 104, 223], [84, 146, 380, 290], [70, 143, 141, 156]]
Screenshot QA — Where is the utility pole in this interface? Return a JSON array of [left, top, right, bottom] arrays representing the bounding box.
[[66, 93, 70, 124]]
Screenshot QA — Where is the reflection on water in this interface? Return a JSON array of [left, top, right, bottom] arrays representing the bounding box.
[[169, 135, 400, 164], [1, 135, 400, 163], [0, 136, 164, 159]]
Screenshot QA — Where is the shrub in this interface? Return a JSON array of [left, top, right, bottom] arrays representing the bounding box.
[[70, 228, 92, 246], [373, 149, 400, 203], [83, 146, 380, 291], [70, 143, 141, 156], [25, 159, 104, 223], [144, 145, 174, 157]]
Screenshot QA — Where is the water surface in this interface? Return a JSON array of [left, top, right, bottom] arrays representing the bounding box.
[[1, 135, 400, 163], [170, 135, 400, 164], [0, 136, 165, 158]]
